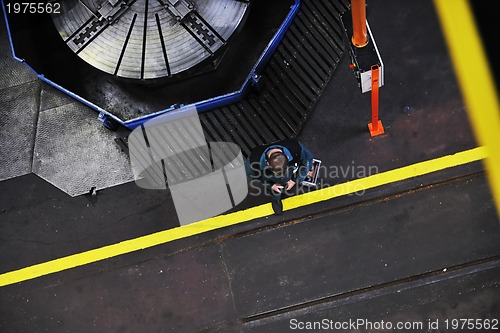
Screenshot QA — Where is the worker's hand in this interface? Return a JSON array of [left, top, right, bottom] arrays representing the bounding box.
[[271, 184, 284, 193], [286, 180, 296, 191], [307, 170, 314, 177]]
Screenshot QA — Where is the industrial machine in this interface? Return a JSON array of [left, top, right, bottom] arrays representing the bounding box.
[[2, 0, 297, 130], [51, 0, 250, 80]]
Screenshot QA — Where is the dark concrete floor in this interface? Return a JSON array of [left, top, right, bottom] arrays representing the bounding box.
[[1, 0, 499, 332]]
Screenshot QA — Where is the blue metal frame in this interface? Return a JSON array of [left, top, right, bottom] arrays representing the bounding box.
[[1, 0, 300, 130]]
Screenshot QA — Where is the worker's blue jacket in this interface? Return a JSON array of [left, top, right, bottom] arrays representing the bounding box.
[[245, 138, 314, 186]]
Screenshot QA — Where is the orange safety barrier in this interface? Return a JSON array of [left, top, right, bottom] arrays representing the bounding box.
[[368, 64, 384, 136]]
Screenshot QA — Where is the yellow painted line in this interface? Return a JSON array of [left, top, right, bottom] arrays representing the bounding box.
[[285, 146, 487, 210], [0, 147, 488, 287], [434, 0, 500, 217]]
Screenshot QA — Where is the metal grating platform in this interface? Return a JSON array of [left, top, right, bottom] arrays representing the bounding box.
[[199, 0, 350, 157]]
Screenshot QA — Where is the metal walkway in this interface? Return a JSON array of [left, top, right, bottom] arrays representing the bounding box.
[[199, 0, 350, 157]]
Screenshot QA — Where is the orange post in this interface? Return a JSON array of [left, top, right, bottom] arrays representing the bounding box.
[[351, 0, 368, 48], [368, 64, 384, 136]]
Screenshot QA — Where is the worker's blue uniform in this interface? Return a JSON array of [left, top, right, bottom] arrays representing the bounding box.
[[245, 138, 314, 201]]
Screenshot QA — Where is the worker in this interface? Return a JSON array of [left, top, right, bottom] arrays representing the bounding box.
[[245, 138, 314, 215]]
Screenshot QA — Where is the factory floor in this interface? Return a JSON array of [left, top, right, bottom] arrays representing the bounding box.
[[1, 0, 499, 332]]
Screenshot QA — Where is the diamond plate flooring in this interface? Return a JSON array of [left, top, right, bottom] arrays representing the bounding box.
[[0, 5, 134, 196]]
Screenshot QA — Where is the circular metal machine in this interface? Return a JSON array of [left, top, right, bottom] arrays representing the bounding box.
[[51, 0, 250, 80]]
